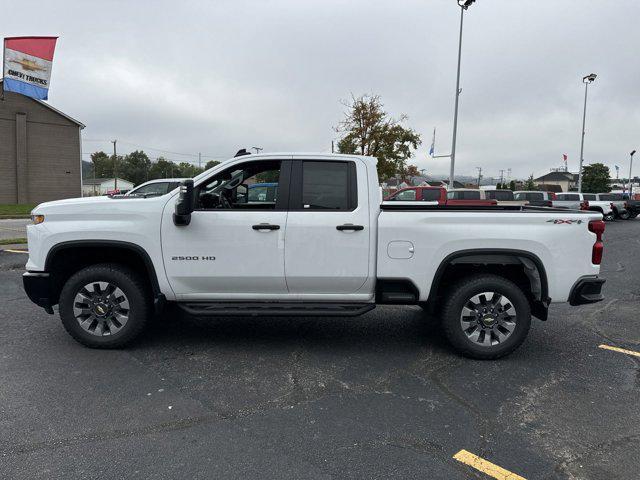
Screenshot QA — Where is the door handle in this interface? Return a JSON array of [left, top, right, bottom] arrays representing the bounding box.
[[336, 224, 364, 231], [252, 223, 280, 231]]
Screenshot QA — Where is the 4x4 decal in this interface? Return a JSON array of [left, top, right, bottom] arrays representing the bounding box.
[[546, 219, 584, 224]]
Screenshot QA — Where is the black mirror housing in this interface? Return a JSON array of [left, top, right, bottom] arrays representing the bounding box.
[[173, 179, 195, 226]]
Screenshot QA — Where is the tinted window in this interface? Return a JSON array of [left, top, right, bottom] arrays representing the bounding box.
[[515, 192, 543, 201], [557, 194, 580, 201], [582, 194, 596, 200], [421, 189, 441, 201], [447, 190, 480, 200], [485, 190, 514, 201], [302, 161, 355, 210], [395, 189, 417, 201], [598, 193, 622, 201]]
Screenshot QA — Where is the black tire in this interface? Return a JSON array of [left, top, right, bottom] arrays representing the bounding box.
[[619, 210, 631, 220], [59, 263, 151, 348], [441, 274, 531, 360], [603, 212, 615, 221]]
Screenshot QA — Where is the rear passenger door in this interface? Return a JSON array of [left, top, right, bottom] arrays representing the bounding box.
[[284, 159, 370, 295]]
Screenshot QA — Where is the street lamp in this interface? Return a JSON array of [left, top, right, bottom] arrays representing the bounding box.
[[628, 150, 636, 198], [577, 73, 597, 192], [448, 0, 476, 188]]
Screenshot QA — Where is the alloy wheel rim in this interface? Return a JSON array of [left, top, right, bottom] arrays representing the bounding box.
[[73, 281, 130, 336], [459, 291, 517, 347]]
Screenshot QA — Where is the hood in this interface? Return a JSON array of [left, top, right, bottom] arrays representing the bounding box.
[[33, 195, 113, 212], [32, 194, 168, 216]]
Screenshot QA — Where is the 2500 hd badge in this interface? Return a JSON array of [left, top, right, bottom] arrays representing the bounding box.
[[171, 256, 216, 261]]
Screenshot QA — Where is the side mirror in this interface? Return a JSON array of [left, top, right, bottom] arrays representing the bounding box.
[[173, 179, 195, 226]]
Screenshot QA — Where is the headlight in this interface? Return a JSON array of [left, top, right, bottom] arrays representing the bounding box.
[[31, 214, 45, 225]]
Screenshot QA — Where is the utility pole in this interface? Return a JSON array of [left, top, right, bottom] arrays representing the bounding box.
[[499, 169, 505, 186], [331, 141, 334, 153], [198, 152, 202, 169], [111, 140, 117, 190], [476, 166, 482, 187], [577, 73, 597, 192], [628, 150, 636, 197]]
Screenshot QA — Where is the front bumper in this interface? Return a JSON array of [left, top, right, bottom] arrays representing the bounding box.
[[569, 276, 605, 306], [23, 271, 54, 314]]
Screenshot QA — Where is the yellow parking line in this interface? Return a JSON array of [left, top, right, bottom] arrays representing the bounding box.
[[4, 249, 28, 254], [453, 450, 526, 480], [599, 344, 640, 358]]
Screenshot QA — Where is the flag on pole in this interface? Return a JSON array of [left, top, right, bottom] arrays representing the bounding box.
[[3, 36, 58, 100], [429, 127, 435, 157], [562, 154, 567, 161]]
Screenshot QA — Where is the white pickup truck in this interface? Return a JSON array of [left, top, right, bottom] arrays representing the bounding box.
[[553, 193, 615, 221], [23, 153, 607, 359]]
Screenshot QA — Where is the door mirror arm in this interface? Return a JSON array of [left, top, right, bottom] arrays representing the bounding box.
[[174, 179, 195, 226]]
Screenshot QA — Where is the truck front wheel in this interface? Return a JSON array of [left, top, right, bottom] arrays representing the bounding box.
[[441, 274, 531, 359], [59, 263, 151, 348]]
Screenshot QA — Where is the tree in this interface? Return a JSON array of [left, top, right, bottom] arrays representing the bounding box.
[[205, 160, 220, 170], [90, 151, 115, 179], [508, 180, 516, 191], [120, 150, 152, 186], [335, 94, 421, 181], [400, 164, 420, 183], [149, 157, 177, 179], [524, 174, 536, 190], [581, 163, 611, 193]]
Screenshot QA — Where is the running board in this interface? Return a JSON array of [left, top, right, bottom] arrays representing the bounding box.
[[178, 302, 376, 317]]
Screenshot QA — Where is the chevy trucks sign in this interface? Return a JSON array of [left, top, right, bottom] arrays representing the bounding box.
[[3, 36, 58, 100]]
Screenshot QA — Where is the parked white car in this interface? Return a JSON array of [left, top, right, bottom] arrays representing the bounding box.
[[24, 153, 606, 359]]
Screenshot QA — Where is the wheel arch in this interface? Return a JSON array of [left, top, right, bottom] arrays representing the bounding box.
[[44, 240, 161, 306], [427, 248, 550, 320]]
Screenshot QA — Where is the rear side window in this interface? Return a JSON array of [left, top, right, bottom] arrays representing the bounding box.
[[421, 189, 441, 201], [300, 161, 357, 210], [485, 190, 513, 201], [582, 194, 596, 200], [598, 193, 622, 201], [448, 190, 480, 200]]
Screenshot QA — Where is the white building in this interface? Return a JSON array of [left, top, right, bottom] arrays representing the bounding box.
[[82, 178, 134, 196]]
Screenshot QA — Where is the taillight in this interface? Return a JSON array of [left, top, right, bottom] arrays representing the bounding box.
[[580, 200, 590, 210], [588, 220, 605, 265], [549, 192, 557, 200]]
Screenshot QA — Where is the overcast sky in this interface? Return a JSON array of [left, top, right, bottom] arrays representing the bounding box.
[[4, 0, 639, 179]]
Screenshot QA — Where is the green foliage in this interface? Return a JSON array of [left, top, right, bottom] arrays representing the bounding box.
[[581, 163, 611, 193], [335, 94, 421, 181], [509, 180, 516, 191], [524, 174, 536, 190], [86, 151, 207, 186]]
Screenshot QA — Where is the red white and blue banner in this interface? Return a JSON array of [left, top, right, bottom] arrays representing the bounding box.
[[3, 36, 58, 100]]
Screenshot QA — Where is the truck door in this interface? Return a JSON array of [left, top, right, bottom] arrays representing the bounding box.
[[284, 159, 371, 294], [161, 159, 290, 299]]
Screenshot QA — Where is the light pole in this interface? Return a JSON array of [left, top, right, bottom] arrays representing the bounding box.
[[448, 0, 475, 189], [628, 150, 636, 198], [577, 73, 597, 192]]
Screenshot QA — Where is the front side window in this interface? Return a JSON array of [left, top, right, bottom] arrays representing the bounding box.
[[300, 161, 356, 210], [582, 194, 596, 200], [395, 189, 417, 201], [515, 192, 543, 201], [196, 160, 282, 210], [448, 191, 480, 200]]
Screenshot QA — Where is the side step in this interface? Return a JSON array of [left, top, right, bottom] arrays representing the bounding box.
[[178, 302, 376, 317]]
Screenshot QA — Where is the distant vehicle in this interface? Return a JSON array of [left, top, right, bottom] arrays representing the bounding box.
[[482, 189, 528, 206], [625, 199, 640, 218], [126, 179, 186, 198], [384, 186, 444, 204], [446, 189, 497, 206], [596, 193, 630, 220], [553, 192, 584, 210], [247, 182, 279, 204], [514, 191, 555, 207]]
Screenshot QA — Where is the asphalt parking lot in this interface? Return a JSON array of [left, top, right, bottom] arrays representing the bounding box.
[[1, 219, 639, 479]]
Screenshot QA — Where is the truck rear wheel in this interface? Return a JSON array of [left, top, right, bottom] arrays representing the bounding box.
[[441, 274, 531, 359], [59, 263, 151, 348]]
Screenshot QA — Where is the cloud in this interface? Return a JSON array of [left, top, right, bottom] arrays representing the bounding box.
[[5, 0, 639, 178]]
